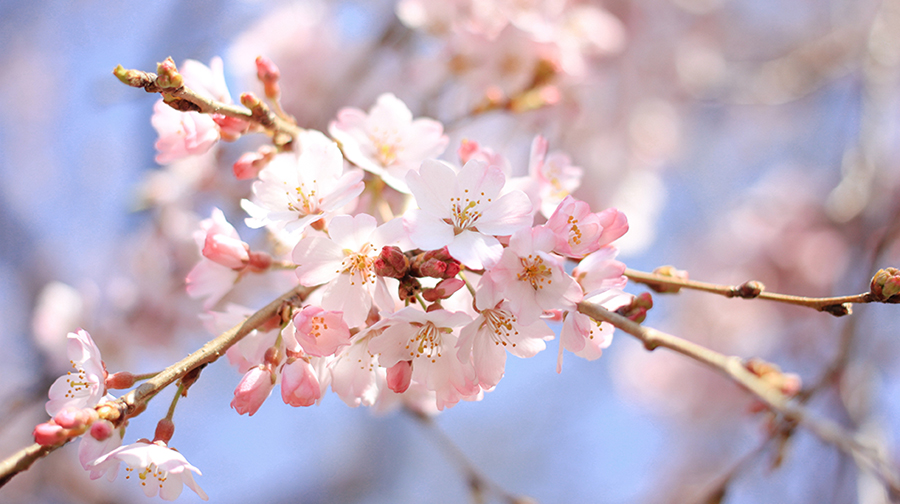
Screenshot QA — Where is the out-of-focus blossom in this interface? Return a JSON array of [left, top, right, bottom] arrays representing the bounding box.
[[329, 93, 448, 193], [529, 135, 583, 218]]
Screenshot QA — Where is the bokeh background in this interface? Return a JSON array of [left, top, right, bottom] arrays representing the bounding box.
[[2, 0, 900, 503]]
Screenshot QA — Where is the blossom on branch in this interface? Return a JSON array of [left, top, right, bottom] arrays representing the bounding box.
[[88, 440, 208, 501], [329, 93, 448, 193], [46, 329, 107, 417], [404, 158, 532, 270], [242, 130, 365, 235]]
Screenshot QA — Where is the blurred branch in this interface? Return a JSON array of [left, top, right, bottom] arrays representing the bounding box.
[[406, 408, 536, 504], [578, 301, 900, 497], [0, 284, 309, 487], [624, 268, 879, 316]]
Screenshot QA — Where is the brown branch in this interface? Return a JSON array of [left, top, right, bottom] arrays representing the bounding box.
[[0, 284, 309, 487], [113, 62, 303, 147], [577, 301, 900, 497], [625, 268, 873, 316]]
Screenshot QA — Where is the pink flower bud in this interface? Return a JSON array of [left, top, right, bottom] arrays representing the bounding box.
[[233, 146, 276, 180], [281, 359, 321, 407], [33, 422, 66, 446], [255, 55, 281, 99], [422, 278, 465, 302], [106, 371, 135, 390], [155, 57, 183, 89], [374, 246, 410, 278], [154, 418, 175, 444], [386, 361, 413, 394], [53, 407, 91, 429], [231, 365, 275, 416], [90, 419, 115, 441], [247, 251, 273, 272], [212, 114, 249, 141]]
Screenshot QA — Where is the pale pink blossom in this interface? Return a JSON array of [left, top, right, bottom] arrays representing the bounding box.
[[46, 329, 107, 417], [458, 276, 554, 388], [329, 93, 448, 193], [572, 246, 628, 297], [405, 158, 532, 269], [151, 57, 245, 164], [485, 226, 583, 324], [292, 214, 404, 327], [242, 130, 364, 234], [557, 289, 632, 372], [368, 307, 478, 410], [79, 418, 124, 478], [529, 135, 583, 218], [88, 440, 208, 501], [231, 365, 276, 416], [185, 259, 239, 311], [330, 334, 384, 407], [292, 305, 351, 357]]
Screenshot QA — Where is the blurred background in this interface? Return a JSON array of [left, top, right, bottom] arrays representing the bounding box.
[[2, 0, 900, 502]]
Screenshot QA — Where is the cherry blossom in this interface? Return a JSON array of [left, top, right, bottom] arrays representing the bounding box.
[[46, 329, 107, 417], [557, 289, 632, 372], [291, 305, 352, 357], [281, 356, 329, 407], [330, 334, 384, 408], [529, 135, 583, 218], [546, 196, 629, 259], [329, 93, 448, 193], [405, 158, 532, 269], [151, 57, 245, 164], [242, 130, 365, 234], [572, 246, 628, 297], [458, 276, 554, 388], [368, 307, 478, 410], [292, 214, 404, 327], [485, 225, 583, 324], [88, 440, 208, 501]]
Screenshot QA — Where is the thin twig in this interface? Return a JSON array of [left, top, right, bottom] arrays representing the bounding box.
[[577, 300, 900, 497], [0, 284, 309, 487], [625, 268, 872, 316]]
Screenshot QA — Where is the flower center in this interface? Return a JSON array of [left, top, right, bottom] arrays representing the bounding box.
[[339, 243, 377, 286], [369, 128, 402, 167], [482, 308, 518, 348], [567, 215, 583, 246], [405, 322, 448, 362], [285, 180, 318, 216], [449, 189, 490, 234], [517, 254, 552, 290], [63, 360, 93, 400], [126, 463, 168, 491]]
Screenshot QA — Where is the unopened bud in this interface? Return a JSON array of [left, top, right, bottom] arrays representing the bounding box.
[[264, 346, 282, 367], [53, 407, 96, 429], [233, 146, 276, 180], [106, 371, 136, 390], [33, 422, 66, 446], [255, 55, 281, 99], [398, 276, 422, 301], [155, 57, 183, 89], [113, 65, 152, 88], [411, 248, 461, 278], [649, 265, 688, 293], [616, 292, 653, 323], [241, 92, 262, 109], [153, 418, 175, 444], [96, 402, 123, 423], [374, 246, 410, 278], [871, 267, 900, 302], [247, 251, 273, 272], [90, 419, 115, 441], [745, 358, 802, 398], [422, 278, 465, 302], [386, 360, 413, 394]]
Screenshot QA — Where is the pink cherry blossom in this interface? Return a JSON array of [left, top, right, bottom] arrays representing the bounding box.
[[151, 57, 245, 165], [88, 440, 208, 501], [46, 329, 107, 417], [242, 129, 364, 234], [330, 334, 384, 407], [485, 226, 583, 325], [368, 307, 478, 410], [329, 93, 448, 193], [557, 289, 632, 372], [292, 214, 403, 327], [458, 276, 554, 388], [404, 158, 533, 269], [529, 135, 583, 218], [231, 365, 276, 416], [185, 258, 239, 311], [546, 196, 628, 259], [292, 305, 351, 357], [79, 418, 124, 478], [572, 246, 628, 297]]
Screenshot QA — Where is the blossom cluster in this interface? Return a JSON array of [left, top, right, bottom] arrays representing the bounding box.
[[159, 60, 633, 415]]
